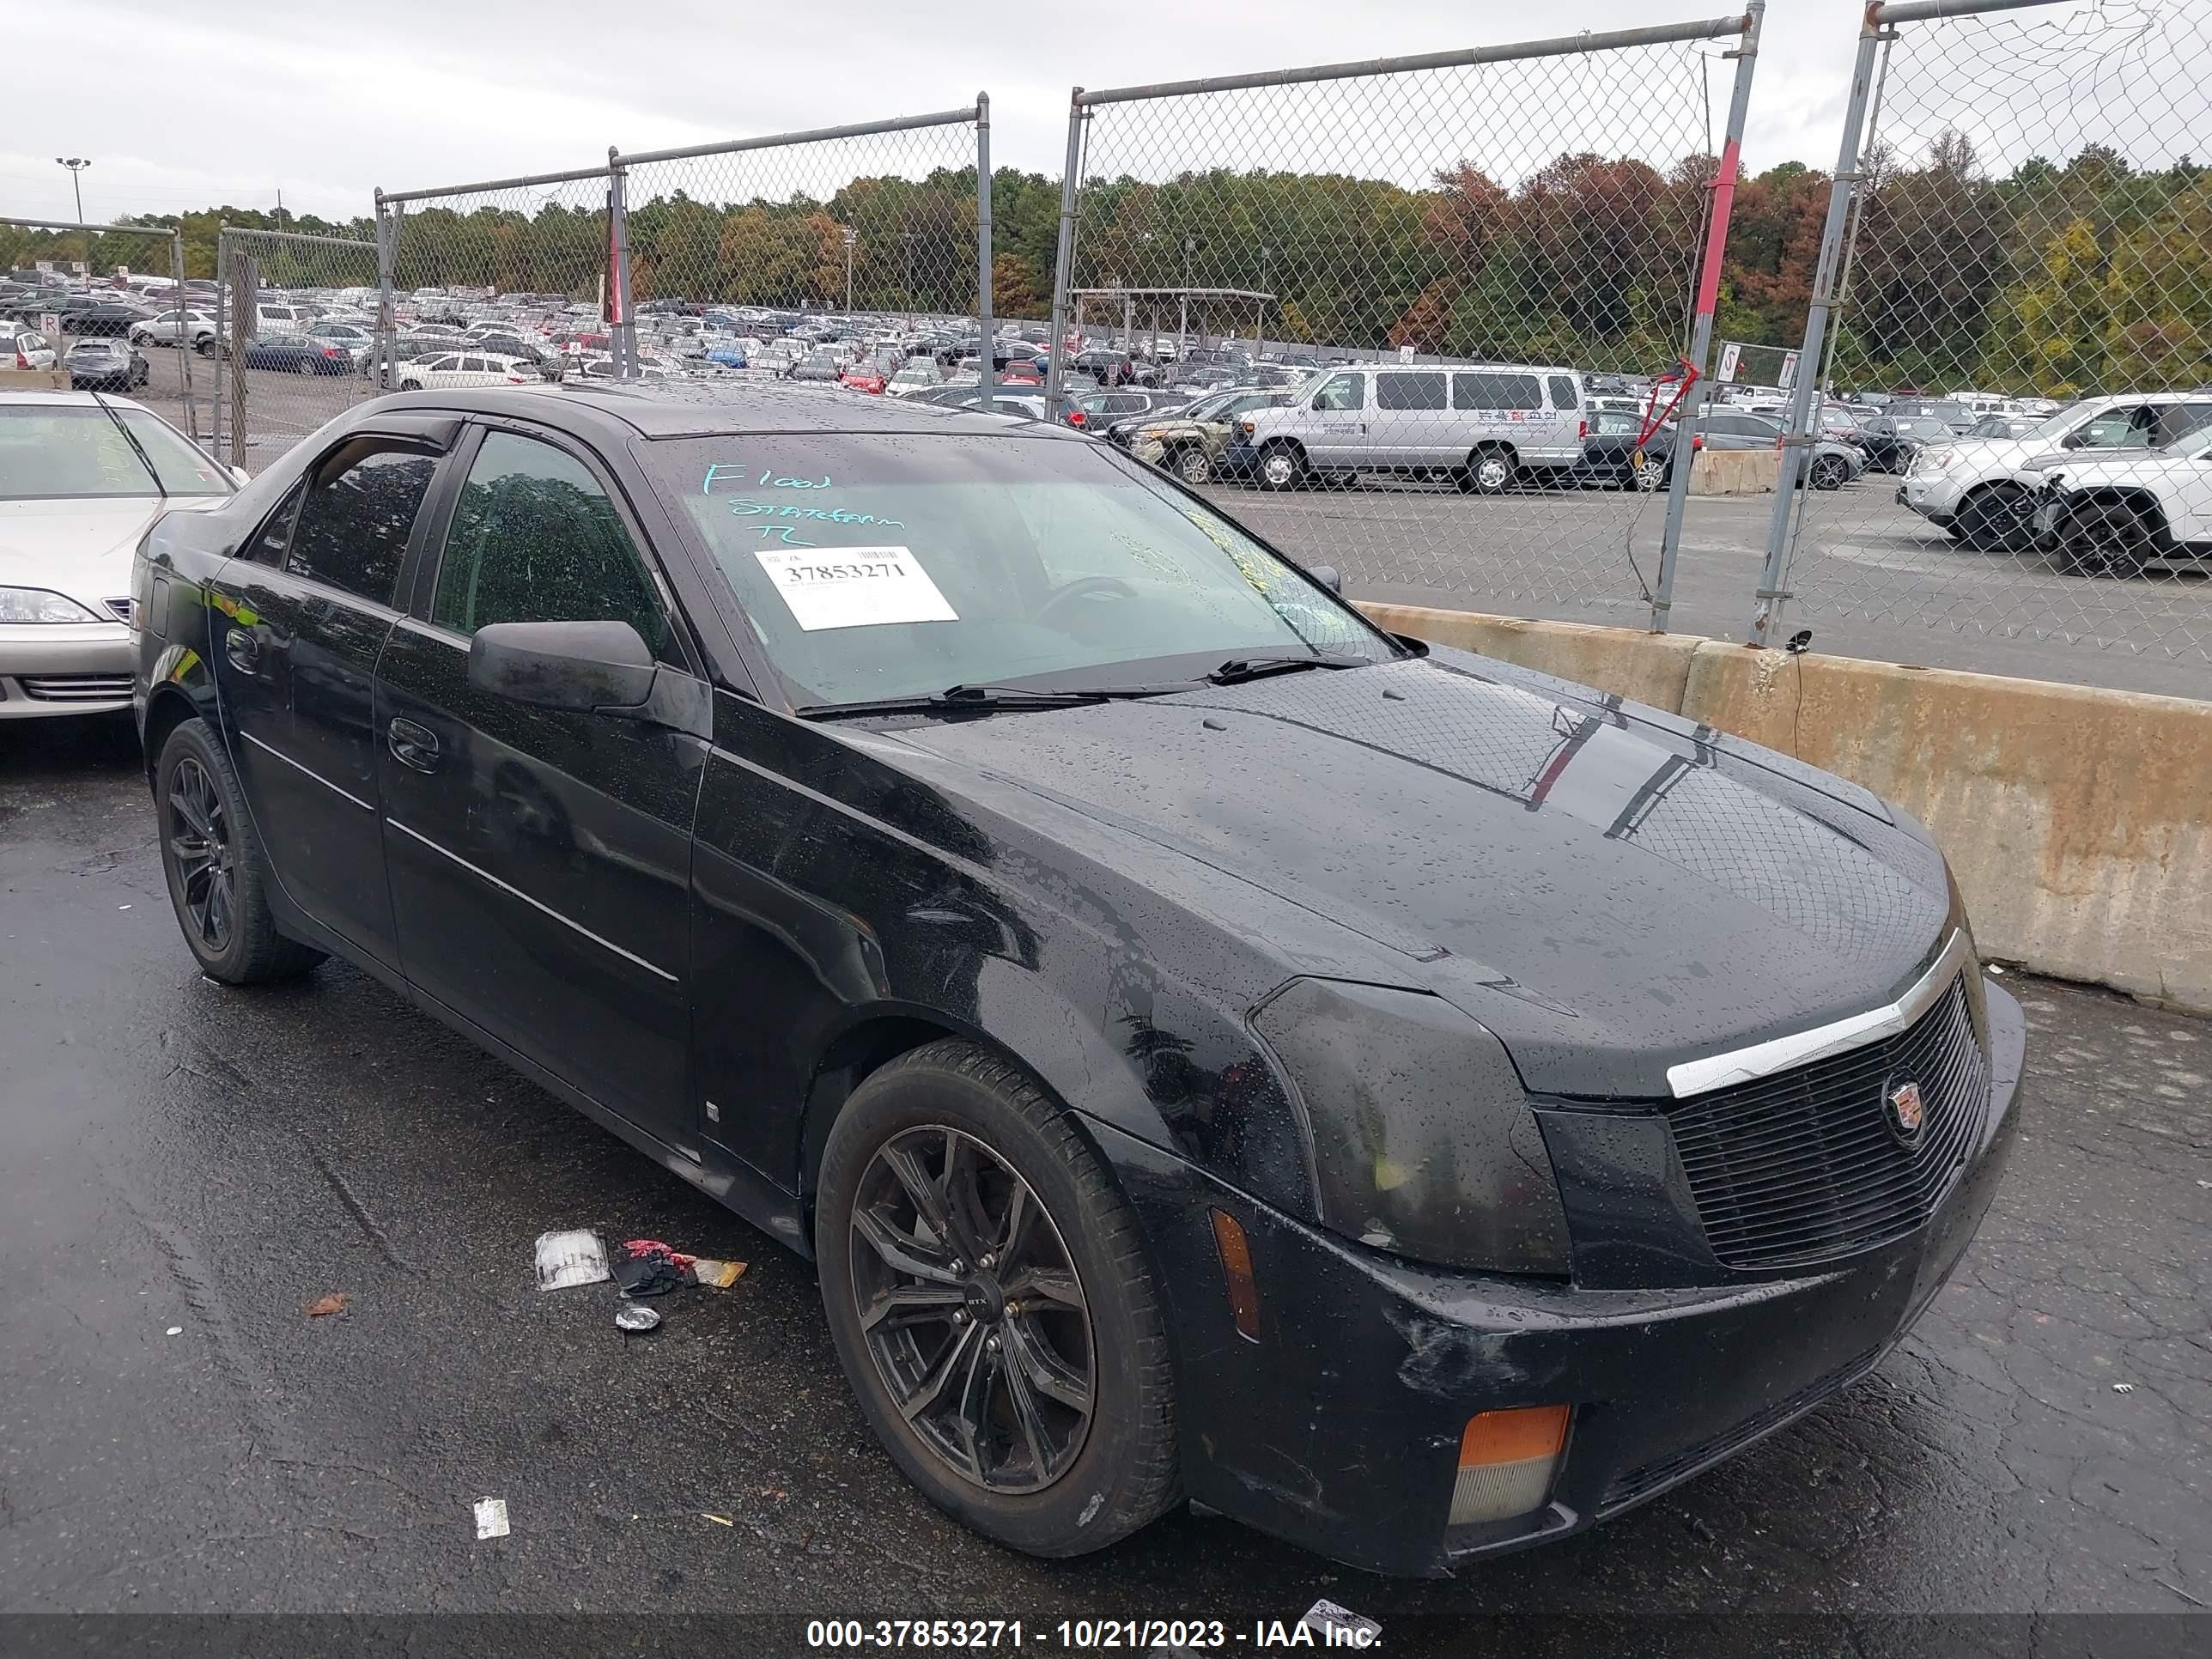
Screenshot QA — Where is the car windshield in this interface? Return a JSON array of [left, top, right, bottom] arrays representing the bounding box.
[[653, 434, 1395, 708], [1902, 417, 1952, 437], [0, 404, 234, 499]]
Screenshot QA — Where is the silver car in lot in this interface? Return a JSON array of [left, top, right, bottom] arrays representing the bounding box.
[[0, 391, 239, 719]]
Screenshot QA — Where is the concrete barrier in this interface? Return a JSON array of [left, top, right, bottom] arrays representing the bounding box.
[[1689, 447, 1780, 495], [1358, 605, 1699, 712], [1356, 602, 2212, 1013]]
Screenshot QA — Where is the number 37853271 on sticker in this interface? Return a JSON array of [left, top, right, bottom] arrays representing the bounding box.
[[753, 545, 959, 631]]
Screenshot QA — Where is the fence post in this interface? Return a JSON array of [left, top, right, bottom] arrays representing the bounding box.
[[1650, 0, 1764, 632], [210, 228, 226, 458], [606, 152, 637, 380], [1750, 13, 1886, 647], [975, 93, 995, 404], [1043, 93, 1085, 404], [170, 230, 198, 445], [374, 190, 398, 394], [222, 228, 250, 469]]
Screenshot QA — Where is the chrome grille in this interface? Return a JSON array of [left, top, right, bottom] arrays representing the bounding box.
[[20, 673, 135, 702], [1670, 977, 1986, 1272]]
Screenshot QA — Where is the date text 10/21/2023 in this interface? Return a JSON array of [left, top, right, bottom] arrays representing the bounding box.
[[802, 1609, 1383, 1648]]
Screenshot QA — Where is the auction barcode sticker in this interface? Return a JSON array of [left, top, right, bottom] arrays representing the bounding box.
[[755, 545, 957, 631]]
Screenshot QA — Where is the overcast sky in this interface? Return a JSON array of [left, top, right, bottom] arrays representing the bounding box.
[[0, 0, 2129, 226]]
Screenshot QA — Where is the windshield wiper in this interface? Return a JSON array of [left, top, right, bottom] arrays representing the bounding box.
[[1206, 653, 1365, 685], [796, 683, 1177, 720], [88, 391, 166, 500]]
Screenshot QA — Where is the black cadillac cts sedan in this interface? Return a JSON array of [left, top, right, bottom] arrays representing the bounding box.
[[132, 384, 2024, 1577]]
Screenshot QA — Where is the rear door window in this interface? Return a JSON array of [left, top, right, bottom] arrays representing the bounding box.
[[1453, 373, 1543, 411], [1546, 374, 1579, 413], [1376, 372, 1447, 412], [281, 438, 438, 606]]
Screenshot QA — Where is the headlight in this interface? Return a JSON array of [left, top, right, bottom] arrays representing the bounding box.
[[1251, 979, 1572, 1275], [1921, 447, 1955, 473], [0, 586, 100, 623]]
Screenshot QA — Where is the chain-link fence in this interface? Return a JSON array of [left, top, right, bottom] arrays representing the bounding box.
[[613, 106, 993, 394], [210, 226, 379, 465], [1757, 0, 2212, 686], [1, 215, 201, 442], [373, 164, 618, 401], [1042, 16, 1761, 627]]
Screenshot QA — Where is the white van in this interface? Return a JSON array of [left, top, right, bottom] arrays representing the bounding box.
[[1238, 362, 1586, 491]]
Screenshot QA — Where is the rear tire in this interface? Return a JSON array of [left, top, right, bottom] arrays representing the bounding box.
[[155, 718, 325, 985], [816, 1039, 1179, 1559], [1808, 454, 1850, 490], [1462, 447, 1516, 494]]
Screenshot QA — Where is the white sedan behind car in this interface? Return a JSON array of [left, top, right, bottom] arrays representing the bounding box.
[[1, 392, 240, 719], [392, 351, 540, 391]]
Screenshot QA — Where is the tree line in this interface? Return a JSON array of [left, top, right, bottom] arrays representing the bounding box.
[[3, 137, 2202, 397]]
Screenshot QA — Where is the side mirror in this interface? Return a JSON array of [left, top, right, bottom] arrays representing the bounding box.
[[1309, 564, 1342, 594], [229, 465, 251, 486], [468, 619, 657, 714]]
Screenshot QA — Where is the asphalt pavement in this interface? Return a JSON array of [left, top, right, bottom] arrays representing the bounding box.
[[2, 716, 2206, 1657]]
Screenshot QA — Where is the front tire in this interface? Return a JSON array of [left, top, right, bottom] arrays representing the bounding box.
[[816, 1040, 1178, 1559], [1951, 483, 2027, 552], [1256, 442, 1305, 491], [295, 355, 319, 377], [155, 719, 325, 984], [1172, 445, 1214, 486]]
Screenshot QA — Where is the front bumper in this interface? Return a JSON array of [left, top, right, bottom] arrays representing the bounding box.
[[0, 622, 136, 718], [1093, 977, 2026, 1577], [1901, 470, 1962, 524]]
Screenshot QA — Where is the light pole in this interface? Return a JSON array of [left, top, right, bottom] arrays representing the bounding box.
[[55, 157, 91, 279], [842, 226, 856, 313], [900, 231, 917, 331]]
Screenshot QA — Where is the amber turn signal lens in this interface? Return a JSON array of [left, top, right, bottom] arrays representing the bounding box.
[[1208, 1208, 1261, 1342], [1450, 1405, 1570, 1527]]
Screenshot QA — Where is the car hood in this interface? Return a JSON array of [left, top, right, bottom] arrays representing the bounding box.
[[0, 496, 227, 604], [873, 654, 1951, 1097]]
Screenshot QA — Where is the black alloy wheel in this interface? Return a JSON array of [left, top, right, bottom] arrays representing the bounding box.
[[848, 1125, 1094, 1492], [164, 753, 234, 956], [155, 718, 325, 983], [816, 1040, 1178, 1557]]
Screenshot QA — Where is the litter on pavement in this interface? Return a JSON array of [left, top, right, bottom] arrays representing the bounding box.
[[613, 1238, 747, 1296], [304, 1292, 349, 1318], [473, 1498, 510, 1540], [534, 1229, 610, 1291], [615, 1303, 662, 1333], [1300, 1600, 1382, 1644]]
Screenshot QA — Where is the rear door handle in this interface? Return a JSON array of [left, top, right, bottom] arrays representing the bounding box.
[[224, 629, 259, 673], [387, 717, 441, 773]]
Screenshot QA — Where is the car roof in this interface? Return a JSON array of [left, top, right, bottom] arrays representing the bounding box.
[[0, 388, 156, 410], [368, 381, 1079, 441]]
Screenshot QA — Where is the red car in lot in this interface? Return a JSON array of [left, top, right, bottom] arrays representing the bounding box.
[[840, 365, 889, 394]]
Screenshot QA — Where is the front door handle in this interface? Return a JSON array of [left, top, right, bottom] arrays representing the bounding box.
[[224, 628, 260, 673], [387, 717, 441, 774]]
